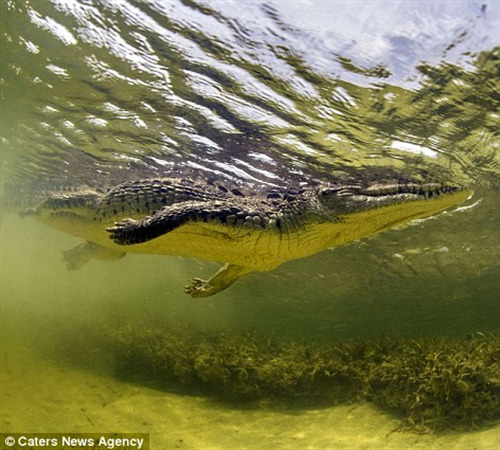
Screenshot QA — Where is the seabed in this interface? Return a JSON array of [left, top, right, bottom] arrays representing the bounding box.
[[1, 321, 499, 450]]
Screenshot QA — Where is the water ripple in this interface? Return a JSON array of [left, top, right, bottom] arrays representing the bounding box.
[[0, 0, 498, 189]]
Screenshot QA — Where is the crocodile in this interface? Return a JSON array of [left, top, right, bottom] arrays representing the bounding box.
[[18, 177, 471, 297]]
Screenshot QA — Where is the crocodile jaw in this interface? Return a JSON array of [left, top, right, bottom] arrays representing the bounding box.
[[317, 182, 465, 217], [326, 188, 472, 244]]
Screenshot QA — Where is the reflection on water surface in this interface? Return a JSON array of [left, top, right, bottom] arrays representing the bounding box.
[[1, 0, 498, 188]]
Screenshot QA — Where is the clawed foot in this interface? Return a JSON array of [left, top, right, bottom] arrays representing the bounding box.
[[184, 278, 211, 298], [106, 218, 138, 243], [106, 218, 137, 232], [183, 264, 247, 298]]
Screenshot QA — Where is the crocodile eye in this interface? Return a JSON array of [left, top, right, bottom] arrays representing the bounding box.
[[320, 188, 334, 196]]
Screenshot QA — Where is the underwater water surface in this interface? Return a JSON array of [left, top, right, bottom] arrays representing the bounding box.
[[0, 0, 499, 448]]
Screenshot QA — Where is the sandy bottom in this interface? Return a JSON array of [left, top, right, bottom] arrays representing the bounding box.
[[1, 344, 498, 450]]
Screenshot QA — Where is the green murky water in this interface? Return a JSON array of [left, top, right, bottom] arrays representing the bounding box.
[[1, 1, 499, 448]]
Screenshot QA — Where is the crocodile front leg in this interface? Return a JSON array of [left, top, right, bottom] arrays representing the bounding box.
[[184, 263, 252, 298]]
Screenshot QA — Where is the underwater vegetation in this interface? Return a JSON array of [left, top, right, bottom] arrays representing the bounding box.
[[88, 322, 500, 432]]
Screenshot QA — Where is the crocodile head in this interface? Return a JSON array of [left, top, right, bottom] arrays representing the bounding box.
[[317, 181, 463, 212], [315, 181, 471, 233]]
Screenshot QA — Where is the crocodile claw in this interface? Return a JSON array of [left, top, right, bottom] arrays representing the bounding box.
[[184, 278, 208, 297], [106, 218, 139, 244], [106, 218, 138, 232]]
